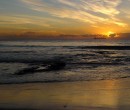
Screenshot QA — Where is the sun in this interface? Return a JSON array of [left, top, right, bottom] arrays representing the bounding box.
[[103, 31, 116, 38], [101, 31, 117, 39], [107, 31, 114, 36]]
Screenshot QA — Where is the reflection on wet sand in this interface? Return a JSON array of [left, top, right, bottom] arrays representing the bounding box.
[[0, 78, 130, 110]]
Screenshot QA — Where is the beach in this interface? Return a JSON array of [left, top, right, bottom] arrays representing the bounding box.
[[0, 78, 130, 110], [0, 40, 130, 110], [1, 0, 130, 109]]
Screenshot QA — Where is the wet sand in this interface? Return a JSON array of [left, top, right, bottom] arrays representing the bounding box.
[[0, 78, 130, 110]]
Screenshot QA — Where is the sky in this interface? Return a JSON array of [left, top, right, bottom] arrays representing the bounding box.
[[0, 0, 130, 36]]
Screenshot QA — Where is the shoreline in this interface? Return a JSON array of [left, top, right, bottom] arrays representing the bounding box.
[[0, 77, 130, 85], [0, 78, 130, 110]]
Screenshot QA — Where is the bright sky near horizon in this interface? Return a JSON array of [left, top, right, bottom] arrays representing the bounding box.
[[0, 0, 130, 35]]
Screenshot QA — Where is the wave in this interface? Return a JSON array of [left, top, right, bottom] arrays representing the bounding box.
[[79, 46, 130, 50], [0, 75, 130, 85], [1, 43, 130, 50], [0, 41, 130, 84], [0, 56, 128, 64], [0, 44, 51, 48], [0, 50, 34, 53]]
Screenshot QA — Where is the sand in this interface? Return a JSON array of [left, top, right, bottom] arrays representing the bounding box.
[[0, 78, 130, 110]]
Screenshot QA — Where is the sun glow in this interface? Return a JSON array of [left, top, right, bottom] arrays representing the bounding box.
[[107, 31, 115, 37], [102, 31, 117, 38]]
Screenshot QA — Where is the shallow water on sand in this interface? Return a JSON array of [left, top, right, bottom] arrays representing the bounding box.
[[0, 40, 130, 84], [0, 78, 130, 110]]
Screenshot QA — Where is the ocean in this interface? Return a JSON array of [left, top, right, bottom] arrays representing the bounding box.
[[0, 39, 130, 84]]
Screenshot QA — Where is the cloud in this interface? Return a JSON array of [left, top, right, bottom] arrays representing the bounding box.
[[119, 0, 130, 16], [58, 0, 121, 16], [0, 15, 51, 27], [21, 0, 126, 27]]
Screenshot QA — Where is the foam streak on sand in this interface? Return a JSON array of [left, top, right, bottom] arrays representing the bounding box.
[[0, 78, 130, 110]]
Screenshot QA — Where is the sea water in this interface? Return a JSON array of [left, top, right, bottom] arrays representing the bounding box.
[[0, 39, 130, 84]]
